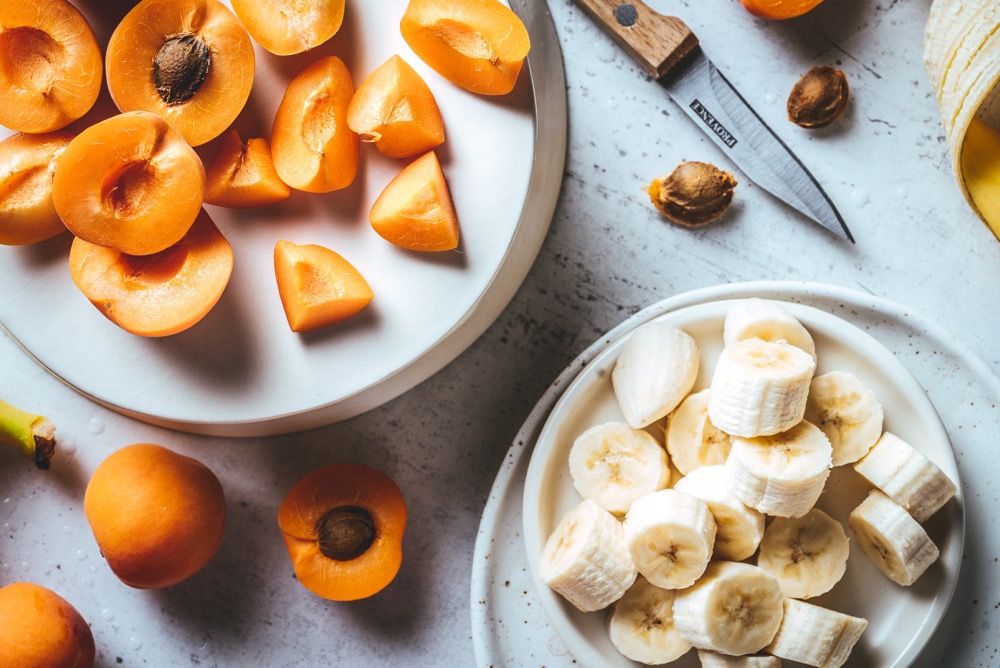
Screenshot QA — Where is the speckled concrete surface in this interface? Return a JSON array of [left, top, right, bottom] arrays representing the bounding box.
[[2, 0, 1000, 665]]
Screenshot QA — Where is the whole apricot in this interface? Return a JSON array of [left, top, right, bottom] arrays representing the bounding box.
[[84, 444, 226, 589], [0, 582, 95, 668]]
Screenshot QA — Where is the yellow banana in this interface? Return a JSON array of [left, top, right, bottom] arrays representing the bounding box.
[[0, 399, 56, 469]]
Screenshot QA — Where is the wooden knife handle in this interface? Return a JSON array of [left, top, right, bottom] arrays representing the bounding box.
[[575, 0, 699, 79]]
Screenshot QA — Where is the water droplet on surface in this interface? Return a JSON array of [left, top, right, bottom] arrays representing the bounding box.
[[61, 437, 77, 455], [89, 565, 97, 574], [128, 637, 142, 651], [2, 498, 9, 504], [197, 642, 211, 656], [75, 549, 87, 561], [606, 97, 618, 110], [88, 417, 105, 435], [896, 186, 908, 198], [851, 189, 870, 208], [1, 563, 9, 572], [764, 93, 778, 104], [100, 608, 114, 621]]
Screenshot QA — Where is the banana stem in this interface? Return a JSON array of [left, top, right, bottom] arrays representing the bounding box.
[[0, 399, 56, 470]]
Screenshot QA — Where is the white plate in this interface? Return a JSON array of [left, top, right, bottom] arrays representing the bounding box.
[[519, 298, 964, 667], [0, 0, 566, 436]]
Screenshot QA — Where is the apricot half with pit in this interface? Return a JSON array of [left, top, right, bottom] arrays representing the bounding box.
[[0, 132, 72, 246], [231, 0, 345, 56], [205, 130, 291, 209], [274, 240, 374, 332], [106, 0, 255, 146], [0, 582, 95, 668], [370, 151, 460, 252], [0, 0, 103, 133]]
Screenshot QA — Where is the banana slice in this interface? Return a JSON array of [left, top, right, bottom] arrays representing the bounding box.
[[848, 490, 939, 587], [853, 432, 957, 522], [540, 500, 638, 611], [666, 390, 732, 475], [698, 651, 782, 667], [569, 423, 670, 515], [624, 489, 717, 589], [805, 371, 884, 466], [708, 339, 816, 438], [612, 322, 700, 429], [726, 422, 832, 518], [756, 508, 849, 599], [673, 561, 784, 656], [765, 599, 868, 668], [609, 577, 692, 665], [673, 465, 764, 562], [723, 298, 816, 359]]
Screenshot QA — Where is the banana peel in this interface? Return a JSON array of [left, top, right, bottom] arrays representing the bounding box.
[[0, 399, 56, 470]]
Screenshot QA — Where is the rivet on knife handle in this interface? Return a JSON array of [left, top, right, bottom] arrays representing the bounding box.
[[574, 0, 699, 79]]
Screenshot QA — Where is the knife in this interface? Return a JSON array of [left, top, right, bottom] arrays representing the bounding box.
[[574, 0, 854, 242]]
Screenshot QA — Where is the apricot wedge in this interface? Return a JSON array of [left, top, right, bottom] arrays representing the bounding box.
[[231, 0, 345, 56], [0, 0, 103, 133], [272, 56, 359, 193], [106, 0, 255, 146], [370, 151, 460, 252], [274, 240, 373, 333], [348, 55, 445, 159], [400, 0, 531, 96], [740, 0, 825, 19], [0, 133, 72, 246], [205, 130, 290, 209], [69, 210, 233, 338], [53, 111, 206, 257]]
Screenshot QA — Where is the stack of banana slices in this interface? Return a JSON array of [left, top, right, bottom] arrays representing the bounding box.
[[539, 299, 958, 667]]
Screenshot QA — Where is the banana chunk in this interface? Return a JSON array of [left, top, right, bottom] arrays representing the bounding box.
[[765, 598, 868, 668], [540, 500, 637, 611], [726, 422, 832, 518], [673, 561, 784, 656], [723, 298, 816, 359], [853, 432, 957, 522], [624, 489, 717, 589], [609, 577, 692, 665], [612, 322, 700, 429], [673, 465, 764, 562], [667, 390, 732, 475], [698, 651, 782, 667], [805, 371, 884, 466], [848, 490, 939, 587], [569, 423, 670, 516], [756, 508, 849, 599], [708, 339, 816, 438], [0, 399, 56, 470]]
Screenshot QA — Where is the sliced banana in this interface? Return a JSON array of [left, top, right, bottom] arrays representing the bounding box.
[[765, 598, 868, 668], [540, 499, 637, 611], [853, 432, 957, 522], [726, 422, 832, 518], [848, 490, 939, 587], [624, 489, 717, 589], [805, 371, 884, 466], [667, 390, 732, 475], [609, 577, 692, 665], [756, 508, 849, 599], [673, 561, 785, 656], [698, 651, 782, 667], [569, 423, 670, 515], [612, 322, 700, 429], [673, 465, 765, 562], [708, 339, 816, 437], [723, 298, 816, 359]]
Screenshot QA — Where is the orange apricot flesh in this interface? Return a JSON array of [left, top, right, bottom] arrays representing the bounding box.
[[69, 210, 233, 338], [0, 582, 95, 668], [274, 240, 373, 332], [370, 151, 460, 252], [272, 56, 359, 193], [348, 55, 446, 159], [0, 0, 103, 133], [0, 132, 72, 246], [53, 111, 206, 257], [205, 130, 291, 209], [740, 0, 825, 19], [106, 0, 255, 146], [400, 0, 531, 96], [231, 0, 345, 56], [278, 464, 407, 601]]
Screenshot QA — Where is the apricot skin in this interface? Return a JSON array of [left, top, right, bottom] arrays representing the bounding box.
[[740, 0, 825, 19], [84, 444, 226, 590], [205, 130, 291, 208], [231, 0, 345, 56], [0, 582, 95, 668], [0, 132, 72, 246]]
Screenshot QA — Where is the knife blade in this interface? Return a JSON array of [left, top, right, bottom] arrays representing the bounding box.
[[574, 0, 853, 242]]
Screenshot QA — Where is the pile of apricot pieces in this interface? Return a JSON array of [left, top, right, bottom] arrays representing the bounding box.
[[0, 0, 531, 336]]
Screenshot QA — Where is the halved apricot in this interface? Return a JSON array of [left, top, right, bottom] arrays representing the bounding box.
[[231, 0, 345, 56], [278, 464, 407, 601], [370, 151, 460, 252], [0, 0, 102, 133], [0, 133, 72, 246], [204, 130, 290, 209], [53, 111, 205, 256], [69, 210, 233, 337], [272, 56, 359, 193], [106, 0, 255, 146], [274, 240, 373, 332], [400, 0, 531, 96], [347, 55, 445, 159]]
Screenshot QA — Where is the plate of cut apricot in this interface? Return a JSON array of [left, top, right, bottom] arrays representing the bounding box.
[[0, 0, 566, 435]]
